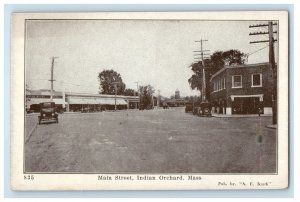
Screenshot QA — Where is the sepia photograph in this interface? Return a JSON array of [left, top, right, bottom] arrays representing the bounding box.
[[10, 12, 288, 190]]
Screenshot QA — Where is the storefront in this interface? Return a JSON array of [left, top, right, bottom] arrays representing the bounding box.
[[26, 90, 66, 112], [66, 97, 129, 112], [209, 63, 273, 115], [230, 95, 264, 115], [26, 90, 139, 113]]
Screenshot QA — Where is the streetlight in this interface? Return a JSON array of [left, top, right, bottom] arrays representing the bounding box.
[[111, 82, 120, 111]]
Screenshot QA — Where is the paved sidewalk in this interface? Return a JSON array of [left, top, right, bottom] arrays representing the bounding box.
[[266, 124, 277, 129], [212, 113, 272, 118], [25, 114, 38, 142]]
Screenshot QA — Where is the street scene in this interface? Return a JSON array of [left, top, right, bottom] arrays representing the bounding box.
[[25, 19, 278, 173], [25, 108, 276, 173]]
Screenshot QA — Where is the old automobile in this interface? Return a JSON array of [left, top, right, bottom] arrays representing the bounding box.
[[185, 102, 193, 113], [192, 101, 201, 115], [38, 102, 59, 124], [199, 102, 212, 117], [162, 102, 169, 109]]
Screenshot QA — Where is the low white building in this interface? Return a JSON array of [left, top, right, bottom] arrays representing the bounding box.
[[26, 89, 139, 112]]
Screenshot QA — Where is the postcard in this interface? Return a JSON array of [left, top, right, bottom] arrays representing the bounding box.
[[10, 11, 288, 190]]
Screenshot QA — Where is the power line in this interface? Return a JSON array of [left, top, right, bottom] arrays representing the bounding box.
[[246, 45, 269, 57], [249, 21, 277, 124], [28, 78, 97, 88], [49, 57, 59, 101], [249, 23, 277, 28], [194, 39, 209, 102]]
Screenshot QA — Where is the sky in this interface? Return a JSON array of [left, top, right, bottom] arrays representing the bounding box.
[[25, 20, 278, 97]]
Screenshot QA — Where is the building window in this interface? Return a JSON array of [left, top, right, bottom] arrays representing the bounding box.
[[213, 77, 227, 92], [232, 75, 242, 88], [252, 73, 262, 87]]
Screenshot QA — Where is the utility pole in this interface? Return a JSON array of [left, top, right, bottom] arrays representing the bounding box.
[[111, 81, 120, 111], [134, 81, 139, 109], [194, 39, 209, 103], [249, 21, 277, 124], [49, 57, 58, 101], [157, 89, 161, 108], [151, 87, 155, 109]]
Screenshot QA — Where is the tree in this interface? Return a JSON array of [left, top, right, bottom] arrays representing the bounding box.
[[98, 69, 126, 95], [210, 49, 246, 72], [139, 85, 155, 109], [188, 49, 246, 101], [123, 88, 135, 96], [170, 95, 175, 99], [183, 96, 200, 103]]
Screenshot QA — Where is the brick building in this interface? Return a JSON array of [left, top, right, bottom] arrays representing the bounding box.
[[209, 62, 273, 115]]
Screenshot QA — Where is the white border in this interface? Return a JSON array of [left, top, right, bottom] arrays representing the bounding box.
[[10, 11, 288, 191]]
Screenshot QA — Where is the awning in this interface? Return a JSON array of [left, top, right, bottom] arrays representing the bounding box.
[[68, 97, 128, 105], [68, 98, 87, 104], [28, 98, 66, 105], [99, 98, 127, 105], [116, 99, 128, 105], [95, 98, 115, 105]]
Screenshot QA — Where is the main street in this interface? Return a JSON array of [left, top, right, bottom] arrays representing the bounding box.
[[25, 108, 276, 173]]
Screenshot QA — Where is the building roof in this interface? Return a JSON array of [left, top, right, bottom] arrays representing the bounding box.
[[65, 92, 138, 100], [210, 62, 269, 81], [28, 89, 63, 96], [165, 98, 186, 103], [68, 97, 128, 105], [28, 89, 139, 100]]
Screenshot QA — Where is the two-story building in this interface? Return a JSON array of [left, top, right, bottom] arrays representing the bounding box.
[[209, 62, 273, 115]]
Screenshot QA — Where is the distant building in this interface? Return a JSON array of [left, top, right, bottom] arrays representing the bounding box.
[[164, 89, 186, 107], [165, 98, 186, 107], [209, 62, 273, 115], [26, 89, 139, 112], [26, 89, 66, 112], [175, 89, 180, 99]]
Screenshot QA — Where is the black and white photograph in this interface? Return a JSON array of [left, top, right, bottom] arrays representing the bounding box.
[[10, 12, 288, 190]]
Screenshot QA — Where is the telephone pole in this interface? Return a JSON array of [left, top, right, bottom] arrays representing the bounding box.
[[194, 39, 209, 102], [249, 21, 277, 124], [134, 81, 139, 109], [111, 81, 120, 111], [157, 89, 161, 108], [49, 57, 58, 101], [151, 87, 155, 109]]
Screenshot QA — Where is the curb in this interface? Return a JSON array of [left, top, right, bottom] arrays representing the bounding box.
[[25, 122, 37, 143], [266, 124, 277, 129], [212, 114, 272, 118]]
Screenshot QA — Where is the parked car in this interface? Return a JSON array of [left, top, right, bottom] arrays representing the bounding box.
[[199, 102, 212, 117], [185, 102, 193, 113], [139, 103, 145, 110], [192, 101, 201, 115], [162, 102, 169, 109], [38, 102, 58, 124], [82, 107, 92, 113]]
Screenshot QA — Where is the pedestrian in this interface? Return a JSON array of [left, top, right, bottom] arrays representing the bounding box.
[[258, 107, 261, 116]]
